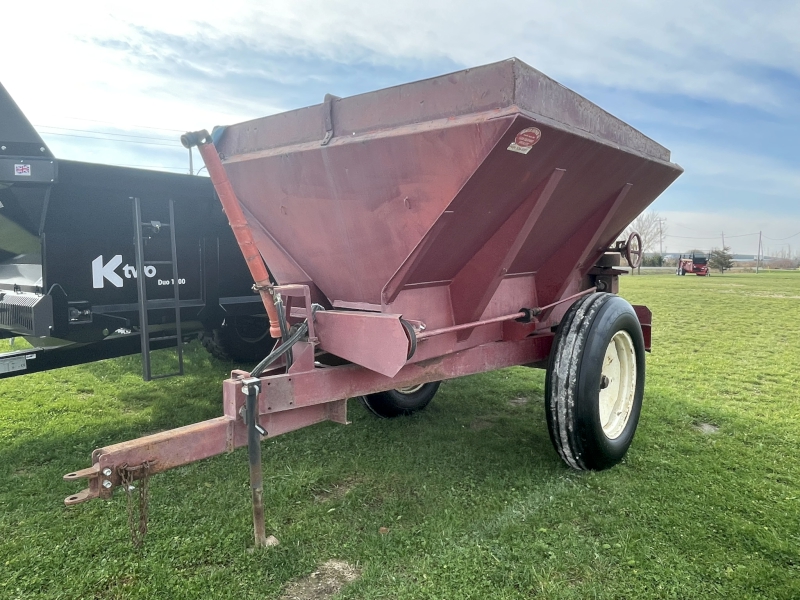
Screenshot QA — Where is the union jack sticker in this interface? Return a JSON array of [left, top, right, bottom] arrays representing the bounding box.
[[14, 164, 31, 176]]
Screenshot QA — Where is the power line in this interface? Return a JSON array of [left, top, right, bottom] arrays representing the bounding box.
[[763, 231, 800, 241], [669, 222, 714, 234], [665, 232, 759, 240], [37, 131, 181, 147], [666, 231, 799, 243], [114, 164, 189, 171], [54, 115, 187, 133], [35, 124, 176, 143]]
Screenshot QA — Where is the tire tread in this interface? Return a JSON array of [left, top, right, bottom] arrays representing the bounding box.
[[546, 293, 615, 470]]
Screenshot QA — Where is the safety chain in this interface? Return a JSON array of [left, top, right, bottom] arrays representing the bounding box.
[[117, 461, 151, 548]]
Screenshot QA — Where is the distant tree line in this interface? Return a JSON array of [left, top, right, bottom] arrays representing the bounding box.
[[641, 254, 665, 267]]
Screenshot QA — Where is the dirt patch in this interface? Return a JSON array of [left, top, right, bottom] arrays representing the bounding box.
[[313, 477, 359, 503], [280, 560, 361, 600], [508, 396, 529, 406], [694, 422, 720, 434], [470, 417, 495, 431]]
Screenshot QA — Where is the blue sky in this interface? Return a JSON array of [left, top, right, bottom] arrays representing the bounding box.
[[3, 0, 799, 255]]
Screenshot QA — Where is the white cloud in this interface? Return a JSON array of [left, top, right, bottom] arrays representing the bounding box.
[[5, 1, 800, 126], [670, 143, 800, 198], [2, 0, 798, 220], [221, 1, 800, 107]]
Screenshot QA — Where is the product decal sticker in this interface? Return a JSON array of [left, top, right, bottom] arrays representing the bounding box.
[[507, 127, 542, 155]]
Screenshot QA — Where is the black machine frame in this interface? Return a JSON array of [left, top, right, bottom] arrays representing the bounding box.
[[0, 83, 269, 379]]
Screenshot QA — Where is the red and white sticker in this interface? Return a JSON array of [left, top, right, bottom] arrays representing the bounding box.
[[14, 164, 31, 176], [507, 127, 542, 155]]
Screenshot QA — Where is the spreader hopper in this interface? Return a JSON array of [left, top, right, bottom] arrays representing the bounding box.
[[192, 58, 681, 375], [65, 61, 682, 541]]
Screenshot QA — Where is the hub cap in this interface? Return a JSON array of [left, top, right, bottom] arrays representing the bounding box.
[[598, 330, 637, 439]]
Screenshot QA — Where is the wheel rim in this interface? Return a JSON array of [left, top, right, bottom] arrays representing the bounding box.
[[395, 384, 425, 394], [598, 330, 637, 440]]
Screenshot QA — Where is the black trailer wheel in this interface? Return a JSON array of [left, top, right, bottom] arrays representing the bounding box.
[[545, 292, 645, 471], [201, 315, 276, 363], [361, 382, 441, 418]]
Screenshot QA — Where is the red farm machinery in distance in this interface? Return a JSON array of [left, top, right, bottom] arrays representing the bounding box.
[[63, 58, 683, 545], [676, 253, 709, 276]]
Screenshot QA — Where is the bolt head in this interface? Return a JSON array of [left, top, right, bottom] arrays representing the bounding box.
[[102, 468, 113, 477], [102, 479, 113, 489]]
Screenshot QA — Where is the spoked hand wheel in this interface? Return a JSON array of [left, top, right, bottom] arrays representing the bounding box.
[[624, 232, 643, 269]]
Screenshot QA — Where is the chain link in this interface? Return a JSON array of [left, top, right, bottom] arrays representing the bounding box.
[[117, 461, 151, 548]]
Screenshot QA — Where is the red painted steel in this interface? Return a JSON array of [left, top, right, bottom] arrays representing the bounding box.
[[195, 141, 282, 338], [206, 58, 681, 372], [416, 311, 526, 340], [633, 304, 653, 351], [64, 333, 554, 503], [314, 310, 410, 377], [65, 59, 682, 514]]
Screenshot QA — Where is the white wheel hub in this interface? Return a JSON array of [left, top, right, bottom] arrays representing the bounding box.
[[598, 330, 637, 439], [395, 384, 424, 394]]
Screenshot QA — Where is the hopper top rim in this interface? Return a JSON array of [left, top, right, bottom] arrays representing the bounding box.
[[215, 58, 673, 163]]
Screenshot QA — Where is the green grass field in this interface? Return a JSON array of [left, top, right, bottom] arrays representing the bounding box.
[[1, 272, 798, 599]]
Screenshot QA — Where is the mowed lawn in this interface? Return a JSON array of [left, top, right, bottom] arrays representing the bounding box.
[[1, 272, 798, 599]]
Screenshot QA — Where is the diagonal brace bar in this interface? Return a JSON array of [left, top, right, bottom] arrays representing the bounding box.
[[448, 168, 565, 328]]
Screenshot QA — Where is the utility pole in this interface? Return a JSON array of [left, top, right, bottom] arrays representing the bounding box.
[[658, 218, 664, 255], [188, 147, 194, 176], [756, 231, 762, 274], [721, 231, 725, 250]]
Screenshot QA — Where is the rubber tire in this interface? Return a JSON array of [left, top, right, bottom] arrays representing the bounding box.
[[545, 292, 645, 471], [361, 382, 441, 418], [200, 315, 276, 363]]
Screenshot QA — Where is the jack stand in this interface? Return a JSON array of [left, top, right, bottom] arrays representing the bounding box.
[[242, 377, 267, 547]]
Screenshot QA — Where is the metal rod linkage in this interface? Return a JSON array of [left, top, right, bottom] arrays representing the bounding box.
[[416, 287, 598, 341], [243, 377, 267, 547], [416, 311, 525, 340]]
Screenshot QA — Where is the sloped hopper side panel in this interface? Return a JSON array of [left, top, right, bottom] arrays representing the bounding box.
[[400, 115, 682, 307], [215, 59, 682, 315], [222, 110, 680, 312], [221, 113, 515, 305]]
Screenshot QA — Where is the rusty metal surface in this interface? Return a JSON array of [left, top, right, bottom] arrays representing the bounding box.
[[417, 311, 525, 340], [210, 60, 681, 330], [189, 59, 681, 376], [64, 332, 554, 504], [447, 168, 565, 330], [633, 304, 652, 352], [221, 112, 514, 307], [217, 59, 669, 161], [195, 141, 281, 338], [314, 310, 410, 377]]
